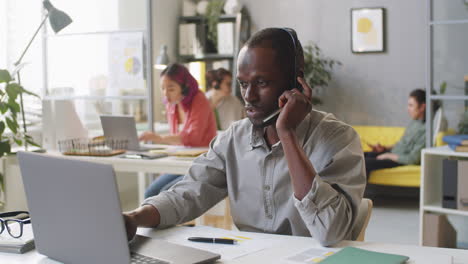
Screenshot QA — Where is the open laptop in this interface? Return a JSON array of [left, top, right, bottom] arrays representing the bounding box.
[[17, 151, 220, 264], [100, 115, 154, 151]]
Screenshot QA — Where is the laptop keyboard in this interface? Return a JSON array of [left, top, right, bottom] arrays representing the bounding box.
[[130, 252, 170, 264]]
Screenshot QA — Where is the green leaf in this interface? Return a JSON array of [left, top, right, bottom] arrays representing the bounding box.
[[26, 138, 40, 148], [0, 102, 8, 114], [0, 172, 4, 197], [0, 69, 11, 83], [6, 117, 18, 134], [14, 138, 23, 146], [21, 87, 40, 98], [0, 122, 5, 135], [7, 99, 20, 114], [0, 140, 11, 157], [6, 83, 21, 100], [440, 81, 447, 95]]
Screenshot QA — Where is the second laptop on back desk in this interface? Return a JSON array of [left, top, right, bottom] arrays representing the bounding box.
[[100, 115, 167, 159], [100, 115, 209, 159]]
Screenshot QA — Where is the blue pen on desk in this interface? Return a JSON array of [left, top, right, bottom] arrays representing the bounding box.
[[188, 237, 237, 245]]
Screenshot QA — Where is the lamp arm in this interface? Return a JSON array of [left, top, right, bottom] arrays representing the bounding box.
[[14, 13, 49, 66], [16, 72, 28, 150]]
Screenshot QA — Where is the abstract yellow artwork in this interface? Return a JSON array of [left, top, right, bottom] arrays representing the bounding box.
[[351, 8, 385, 53]]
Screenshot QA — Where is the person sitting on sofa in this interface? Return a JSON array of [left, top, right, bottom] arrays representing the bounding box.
[[205, 68, 245, 130], [365, 89, 426, 178]]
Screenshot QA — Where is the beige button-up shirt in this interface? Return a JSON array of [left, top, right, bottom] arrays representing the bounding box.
[[143, 110, 366, 246]]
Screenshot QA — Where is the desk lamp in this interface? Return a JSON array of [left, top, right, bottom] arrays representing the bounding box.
[[13, 0, 72, 150], [154, 45, 170, 70]]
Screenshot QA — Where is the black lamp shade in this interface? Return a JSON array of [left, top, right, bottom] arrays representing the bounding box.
[[43, 0, 72, 33], [155, 45, 169, 69]]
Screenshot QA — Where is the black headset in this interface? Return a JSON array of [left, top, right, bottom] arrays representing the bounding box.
[[280, 27, 299, 91], [214, 70, 221, 90]]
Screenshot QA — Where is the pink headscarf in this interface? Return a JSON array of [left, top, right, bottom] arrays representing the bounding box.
[[161, 63, 199, 112]]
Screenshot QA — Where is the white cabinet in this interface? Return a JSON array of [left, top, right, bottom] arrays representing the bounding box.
[[419, 146, 468, 246]]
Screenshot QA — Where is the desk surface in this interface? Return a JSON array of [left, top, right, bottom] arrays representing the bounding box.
[[1, 226, 467, 264], [44, 149, 195, 175]]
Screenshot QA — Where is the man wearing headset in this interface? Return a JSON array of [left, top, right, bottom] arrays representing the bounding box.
[[124, 28, 366, 246]]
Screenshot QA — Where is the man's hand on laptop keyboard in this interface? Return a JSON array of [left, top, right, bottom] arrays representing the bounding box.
[[123, 205, 161, 240], [123, 213, 138, 241]]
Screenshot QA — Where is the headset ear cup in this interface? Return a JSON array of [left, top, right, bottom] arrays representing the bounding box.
[[182, 84, 189, 96]]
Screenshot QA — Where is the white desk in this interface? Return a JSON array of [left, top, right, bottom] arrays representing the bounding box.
[[1, 226, 467, 263], [1, 151, 195, 211], [46, 151, 195, 203]]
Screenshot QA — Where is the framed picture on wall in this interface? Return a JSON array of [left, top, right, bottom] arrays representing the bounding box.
[[351, 8, 385, 53]]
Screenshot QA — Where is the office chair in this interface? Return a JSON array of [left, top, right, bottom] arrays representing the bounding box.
[[351, 198, 373, 241]]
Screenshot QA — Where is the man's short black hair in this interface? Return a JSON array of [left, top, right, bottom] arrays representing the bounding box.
[[244, 28, 304, 82]]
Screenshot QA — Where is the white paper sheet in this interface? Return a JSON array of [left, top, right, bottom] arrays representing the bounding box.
[[285, 247, 338, 263], [138, 226, 280, 261]]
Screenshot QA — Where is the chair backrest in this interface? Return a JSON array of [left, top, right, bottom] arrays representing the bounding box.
[[351, 198, 373, 241]]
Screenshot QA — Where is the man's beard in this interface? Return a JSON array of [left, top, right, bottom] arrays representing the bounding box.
[[249, 114, 278, 129]]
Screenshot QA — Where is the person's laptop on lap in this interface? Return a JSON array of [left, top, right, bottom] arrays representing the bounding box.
[[100, 115, 154, 152], [17, 151, 220, 264]]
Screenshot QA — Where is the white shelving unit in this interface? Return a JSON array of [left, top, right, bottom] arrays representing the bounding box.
[[425, 0, 468, 147], [419, 146, 468, 245]]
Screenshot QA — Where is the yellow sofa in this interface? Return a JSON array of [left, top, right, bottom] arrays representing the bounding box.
[[353, 126, 453, 188], [353, 126, 455, 187], [353, 126, 418, 187]]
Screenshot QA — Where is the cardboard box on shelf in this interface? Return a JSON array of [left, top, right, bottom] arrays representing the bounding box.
[[458, 160, 468, 211], [422, 213, 457, 248]]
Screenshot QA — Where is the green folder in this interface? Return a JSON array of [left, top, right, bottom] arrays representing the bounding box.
[[319, 247, 409, 264]]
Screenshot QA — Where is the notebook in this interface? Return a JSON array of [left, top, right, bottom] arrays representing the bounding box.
[[0, 223, 35, 254], [319, 247, 409, 264]]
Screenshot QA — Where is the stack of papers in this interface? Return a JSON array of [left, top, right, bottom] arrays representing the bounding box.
[[0, 223, 35, 254]]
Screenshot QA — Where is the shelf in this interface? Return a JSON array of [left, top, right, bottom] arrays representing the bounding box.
[[430, 19, 468, 25], [180, 14, 237, 23], [423, 205, 468, 217], [179, 54, 234, 62], [422, 146, 468, 157], [429, 95, 468, 100], [43, 95, 147, 101]]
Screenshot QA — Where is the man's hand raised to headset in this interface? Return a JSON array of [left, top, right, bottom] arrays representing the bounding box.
[[276, 77, 312, 134]]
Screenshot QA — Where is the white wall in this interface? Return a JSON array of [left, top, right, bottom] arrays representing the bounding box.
[[151, 0, 182, 122]]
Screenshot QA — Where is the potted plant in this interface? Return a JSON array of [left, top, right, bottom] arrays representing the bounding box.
[[204, 0, 225, 52], [303, 43, 341, 105], [0, 69, 40, 204]]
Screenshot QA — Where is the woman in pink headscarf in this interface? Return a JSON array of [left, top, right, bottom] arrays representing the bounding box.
[[139, 63, 217, 198], [139, 63, 217, 146]]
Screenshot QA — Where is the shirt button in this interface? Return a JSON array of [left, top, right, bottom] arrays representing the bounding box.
[[264, 185, 270, 191]]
